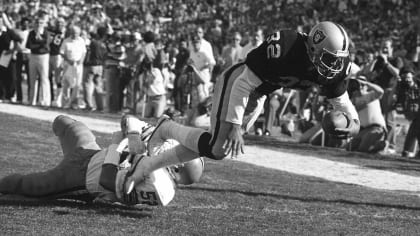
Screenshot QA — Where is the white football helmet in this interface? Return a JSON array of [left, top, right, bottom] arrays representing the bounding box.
[[307, 21, 350, 79], [115, 155, 176, 206], [169, 157, 204, 185]]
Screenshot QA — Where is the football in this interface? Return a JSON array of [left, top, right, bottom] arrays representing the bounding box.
[[322, 111, 349, 135]]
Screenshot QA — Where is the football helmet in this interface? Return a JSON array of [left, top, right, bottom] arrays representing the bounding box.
[[169, 157, 204, 185], [307, 21, 350, 79], [115, 155, 176, 206]]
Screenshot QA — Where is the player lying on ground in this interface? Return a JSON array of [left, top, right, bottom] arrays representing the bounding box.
[[119, 21, 361, 197], [0, 115, 204, 206]]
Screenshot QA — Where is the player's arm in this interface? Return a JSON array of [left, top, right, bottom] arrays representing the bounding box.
[[322, 59, 360, 138], [222, 66, 264, 157], [327, 91, 360, 138]]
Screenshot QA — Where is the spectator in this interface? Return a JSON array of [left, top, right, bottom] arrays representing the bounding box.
[[83, 26, 108, 111], [185, 35, 215, 124], [49, 17, 66, 107], [220, 31, 242, 71], [121, 31, 144, 113], [371, 38, 402, 154], [142, 31, 157, 62], [26, 14, 51, 107], [141, 59, 167, 118], [347, 76, 387, 153], [15, 17, 31, 104], [239, 28, 263, 61], [59, 25, 86, 109], [189, 26, 215, 68], [396, 67, 420, 158], [173, 38, 190, 114], [0, 12, 23, 103], [104, 31, 127, 113]]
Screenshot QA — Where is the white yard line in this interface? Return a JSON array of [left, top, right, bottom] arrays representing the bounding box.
[[1, 103, 420, 193], [239, 147, 420, 193]]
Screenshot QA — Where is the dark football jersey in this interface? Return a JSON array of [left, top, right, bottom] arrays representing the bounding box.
[[49, 30, 65, 56], [245, 29, 350, 98]]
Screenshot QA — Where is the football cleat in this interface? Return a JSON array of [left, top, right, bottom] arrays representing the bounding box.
[[120, 114, 147, 137], [120, 115, 152, 154]]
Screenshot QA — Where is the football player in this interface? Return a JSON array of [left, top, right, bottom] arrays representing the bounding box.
[[0, 115, 204, 206], [121, 21, 360, 196]]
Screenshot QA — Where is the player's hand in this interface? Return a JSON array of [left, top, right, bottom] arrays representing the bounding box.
[[115, 168, 129, 200], [124, 154, 148, 194], [111, 131, 124, 144], [223, 124, 245, 158], [378, 53, 388, 64], [187, 58, 194, 66], [334, 118, 360, 139]]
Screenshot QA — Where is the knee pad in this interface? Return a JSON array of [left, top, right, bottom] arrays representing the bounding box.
[[52, 115, 75, 136]]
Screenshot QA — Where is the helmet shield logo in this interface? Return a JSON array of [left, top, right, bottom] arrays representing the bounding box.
[[313, 30, 327, 44]]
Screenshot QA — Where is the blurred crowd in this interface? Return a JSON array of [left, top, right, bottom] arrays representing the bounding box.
[[1, 0, 420, 157]]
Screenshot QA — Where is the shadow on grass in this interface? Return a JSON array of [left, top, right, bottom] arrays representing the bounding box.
[[182, 186, 420, 211], [0, 195, 152, 219]]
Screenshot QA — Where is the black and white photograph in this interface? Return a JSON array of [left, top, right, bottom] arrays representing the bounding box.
[[1, 0, 420, 235]]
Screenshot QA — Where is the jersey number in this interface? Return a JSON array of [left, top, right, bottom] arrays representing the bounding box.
[[139, 191, 158, 206], [53, 35, 62, 46], [266, 32, 281, 59]]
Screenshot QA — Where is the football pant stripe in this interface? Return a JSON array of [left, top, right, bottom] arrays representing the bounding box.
[[210, 63, 244, 147]]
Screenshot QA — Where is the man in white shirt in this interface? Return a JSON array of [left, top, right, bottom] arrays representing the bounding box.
[[60, 25, 86, 109], [239, 29, 264, 61], [221, 32, 242, 71], [347, 75, 387, 153], [186, 36, 216, 124], [142, 60, 167, 118], [189, 26, 215, 69]]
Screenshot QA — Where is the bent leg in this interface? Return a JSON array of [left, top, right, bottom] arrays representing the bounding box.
[[52, 115, 101, 156], [0, 116, 101, 197]]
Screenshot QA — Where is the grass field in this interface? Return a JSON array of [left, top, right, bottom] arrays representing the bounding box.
[[1, 106, 420, 235]]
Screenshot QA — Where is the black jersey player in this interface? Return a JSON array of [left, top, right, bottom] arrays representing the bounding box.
[[120, 21, 360, 196]]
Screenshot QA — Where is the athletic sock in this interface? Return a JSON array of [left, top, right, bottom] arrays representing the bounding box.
[[161, 121, 205, 153], [143, 145, 198, 175]]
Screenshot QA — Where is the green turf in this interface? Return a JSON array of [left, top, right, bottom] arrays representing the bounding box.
[[1, 112, 420, 235]]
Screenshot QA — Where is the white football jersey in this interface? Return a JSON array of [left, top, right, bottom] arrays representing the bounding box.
[[86, 137, 179, 206], [133, 167, 176, 206], [132, 139, 179, 206]]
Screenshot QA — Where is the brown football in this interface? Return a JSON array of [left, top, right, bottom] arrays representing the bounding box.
[[321, 111, 349, 135]]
